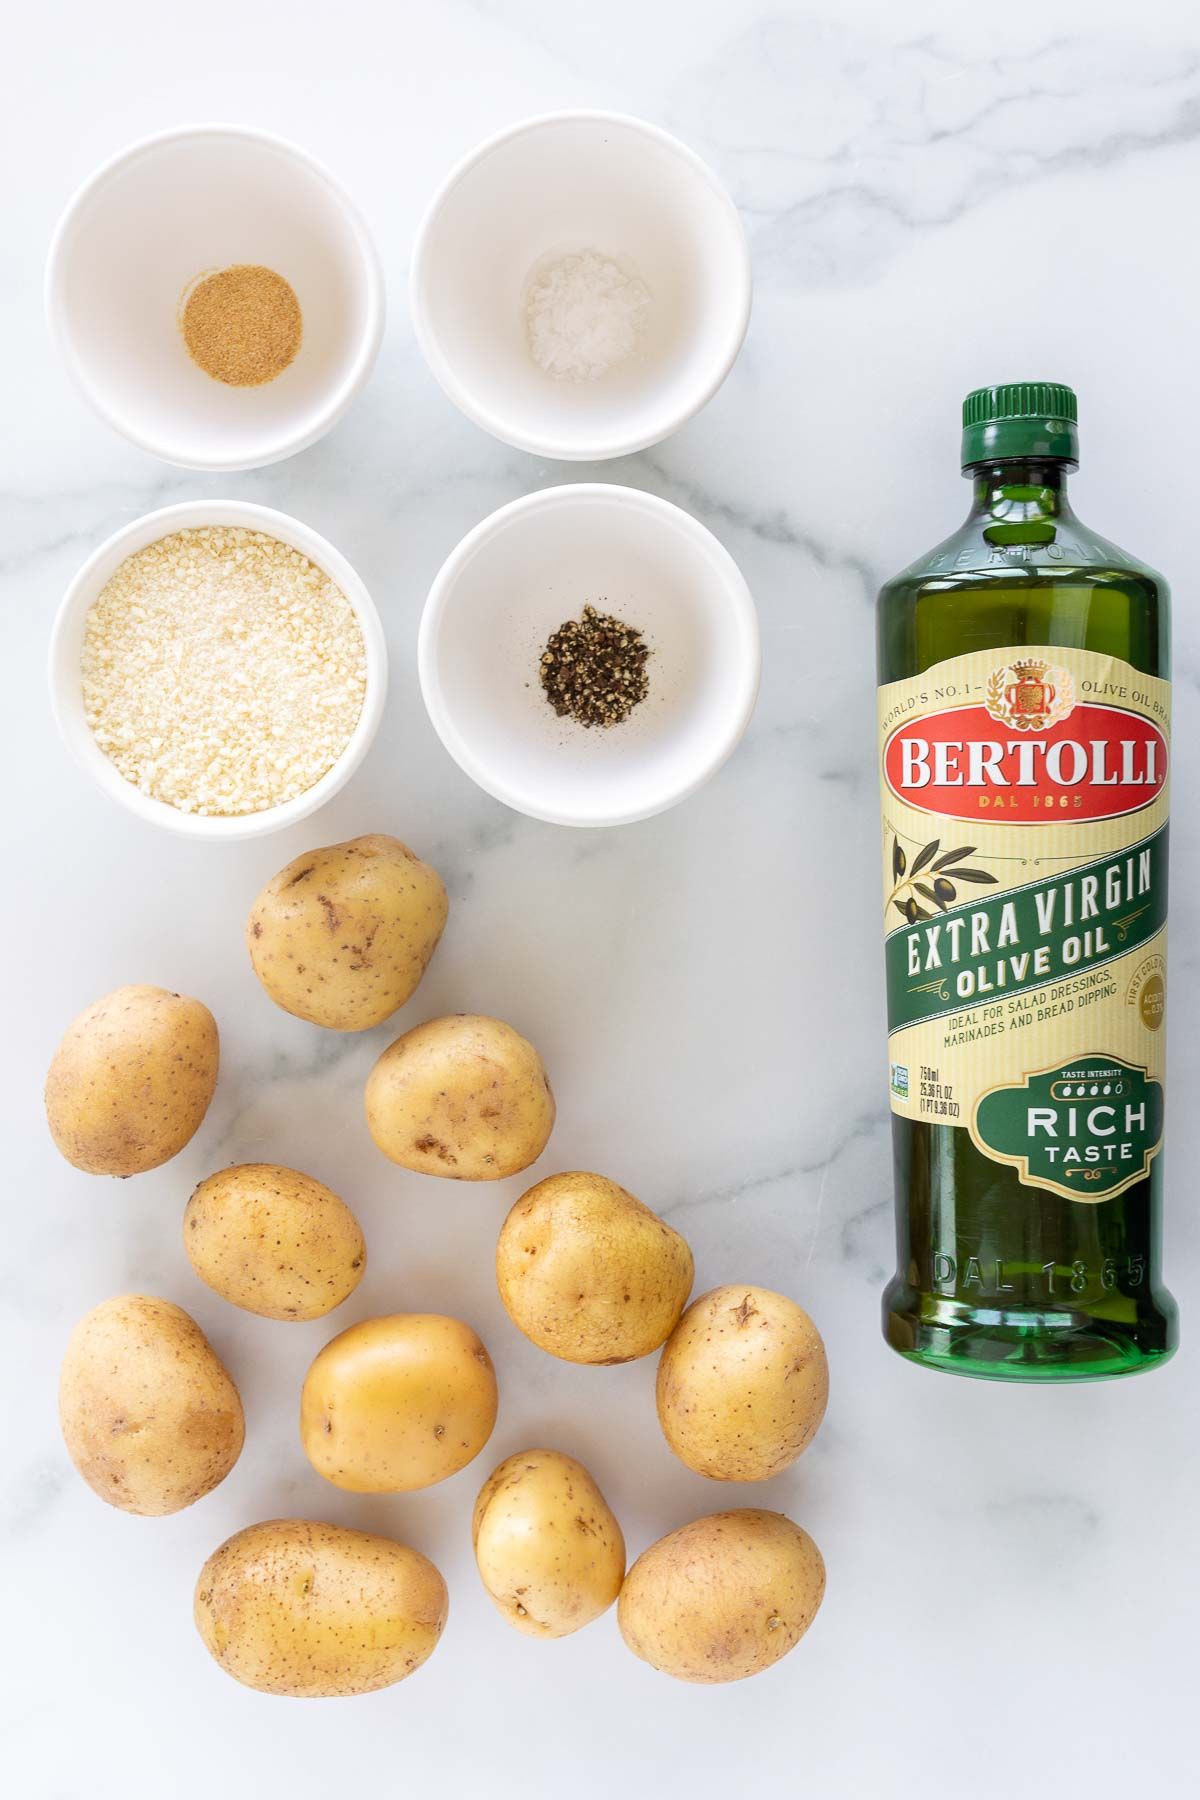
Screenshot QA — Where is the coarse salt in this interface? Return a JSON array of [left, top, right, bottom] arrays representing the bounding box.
[[81, 526, 367, 816], [524, 250, 650, 381]]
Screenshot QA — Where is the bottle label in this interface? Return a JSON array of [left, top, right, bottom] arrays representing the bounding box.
[[879, 646, 1169, 1201]]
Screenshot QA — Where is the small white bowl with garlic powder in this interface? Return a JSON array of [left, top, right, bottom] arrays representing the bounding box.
[[411, 112, 752, 461], [49, 501, 387, 840]]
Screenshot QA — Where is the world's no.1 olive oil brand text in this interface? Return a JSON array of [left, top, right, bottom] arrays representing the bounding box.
[[875, 382, 1177, 1381]]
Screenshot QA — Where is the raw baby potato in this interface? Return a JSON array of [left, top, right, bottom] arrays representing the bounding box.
[[184, 1163, 366, 1321], [473, 1449, 626, 1638], [247, 833, 449, 1032], [301, 1312, 498, 1492], [195, 1518, 448, 1697], [657, 1284, 828, 1481], [365, 1013, 555, 1180], [496, 1171, 693, 1364], [45, 984, 218, 1176], [618, 1509, 825, 1685], [59, 1294, 243, 1515]]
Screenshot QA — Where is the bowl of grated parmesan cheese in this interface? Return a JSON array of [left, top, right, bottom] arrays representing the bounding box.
[[49, 501, 387, 839], [411, 112, 752, 461]]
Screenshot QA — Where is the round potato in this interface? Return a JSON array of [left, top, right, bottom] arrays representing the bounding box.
[[300, 1313, 498, 1492], [184, 1163, 366, 1321], [45, 984, 218, 1176], [497, 1172, 693, 1364], [195, 1518, 448, 1697], [618, 1509, 825, 1684], [59, 1294, 243, 1515], [365, 1014, 554, 1181], [472, 1449, 626, 1638], [656, 1285, 828, 1481], [247, 833, 449, 1033]]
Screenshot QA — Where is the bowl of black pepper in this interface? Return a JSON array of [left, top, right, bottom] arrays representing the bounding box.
[[418, 484, 759, 826]]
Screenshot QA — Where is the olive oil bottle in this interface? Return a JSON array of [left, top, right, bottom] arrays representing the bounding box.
[[877, 382, 1177, 1380]]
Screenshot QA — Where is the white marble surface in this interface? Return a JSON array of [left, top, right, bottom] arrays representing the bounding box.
[[5, 2, 1200, 1795]]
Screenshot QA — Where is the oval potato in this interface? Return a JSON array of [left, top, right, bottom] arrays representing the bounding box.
[[45, 985, 218, 1176], [657, 1285, 828, 1481], [247, 834, 449, 1032], [472, 1449, 625, 1638], [195, 1518, 448, 1696], [59, 1294, 243, 1515], [301, 1313, 498, 1492], [497, 1172, 693, 1364], [184, 1163, 366, 1321], [365, 1014, 555, 1181], [618, 1509, 825, 1684]]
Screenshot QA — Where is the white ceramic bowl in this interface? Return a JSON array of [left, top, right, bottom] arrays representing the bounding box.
[[411, 112, 752, 461], [419, 485, 759, 826], [49, 500, 387, 841], [46, 126, 385, 471]]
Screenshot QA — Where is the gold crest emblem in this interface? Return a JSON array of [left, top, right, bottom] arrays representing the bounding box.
[[984, 658, 1075, 732]]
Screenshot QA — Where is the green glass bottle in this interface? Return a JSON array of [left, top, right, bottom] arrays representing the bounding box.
[[876, 382, 1177, 1380]]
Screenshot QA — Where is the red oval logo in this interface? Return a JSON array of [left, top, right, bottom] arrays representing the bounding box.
[[884, 701, 1168, 824]]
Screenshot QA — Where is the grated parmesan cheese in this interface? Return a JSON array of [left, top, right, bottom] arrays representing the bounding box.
[[81, 526, 367, 816]]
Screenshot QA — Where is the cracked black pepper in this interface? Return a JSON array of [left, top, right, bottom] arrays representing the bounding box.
[[539, 603, 650, 729]]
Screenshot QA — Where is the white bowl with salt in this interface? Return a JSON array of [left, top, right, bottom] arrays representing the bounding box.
[[410, 112, 752, 461], [418, 485, 759, 827]]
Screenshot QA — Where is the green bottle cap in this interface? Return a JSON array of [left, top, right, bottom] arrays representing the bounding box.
[[961, 381, 1079, 469]]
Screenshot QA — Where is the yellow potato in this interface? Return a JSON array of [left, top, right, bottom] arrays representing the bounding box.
[[184, 1163, 366, 1321], [656, 1285, 828, 1481], [618, 1509, 825, 1684], [59, 1295, 243, 1515], [247, 833, 448, 1032], [472, 1449, 626, 1638], [496, 1172, 693, 1364], [300, 1313, 498, 1492], [45, 984, 218, 1176], [365, 1014, 555, 1181], [195, 1518, 448, 1697]]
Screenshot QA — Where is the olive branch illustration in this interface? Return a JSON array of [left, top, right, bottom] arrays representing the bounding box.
[[984, 669, 1007, 719], [886, 835, 999, 923]]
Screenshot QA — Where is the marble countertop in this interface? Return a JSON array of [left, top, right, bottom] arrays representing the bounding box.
[[5, 2, 1199, 1795]]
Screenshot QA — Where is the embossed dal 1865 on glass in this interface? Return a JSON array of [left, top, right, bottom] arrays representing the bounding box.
[[876, 382, 1176, 1379]]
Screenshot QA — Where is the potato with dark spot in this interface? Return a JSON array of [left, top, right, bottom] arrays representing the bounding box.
[[365, 1014, 555, 1181], [656, 1285, 828, 1481], [45, 985, 218, 1176], [194, 1518, 448, 1697], [184, 1163, 366, 1321], [300, 1313, 498, 1492], [496, 1172, 693, 1364], [59, 1295, 243, 1515], [247, 834, 448, 1032], [618, 1509, 825, 1684], [473, 1449, 625, 1638]]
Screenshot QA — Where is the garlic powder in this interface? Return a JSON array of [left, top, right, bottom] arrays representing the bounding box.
[[81, 526, 367, 816]]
